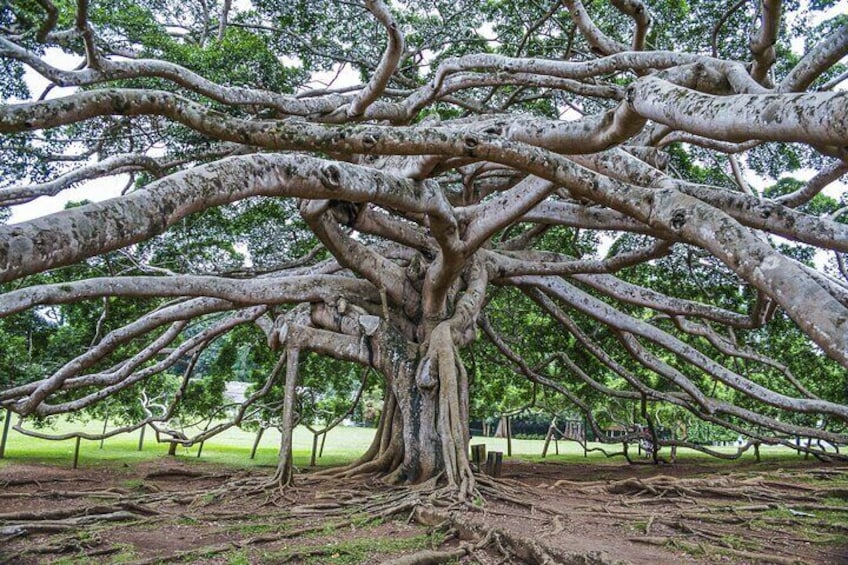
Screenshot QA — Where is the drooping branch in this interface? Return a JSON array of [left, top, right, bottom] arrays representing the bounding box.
[[0, 297, 235, 403], [17, 306, 267, 416], [521, 287, 848, 446], [515, 275, 848, 421], [668, 315, 819, 399]]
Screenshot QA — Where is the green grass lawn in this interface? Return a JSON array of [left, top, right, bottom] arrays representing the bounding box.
[[0, 413, 812, 471]]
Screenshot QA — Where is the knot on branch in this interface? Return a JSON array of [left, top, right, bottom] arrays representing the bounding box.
[[670, 208, 688, 230], [464, 135, 479, 150], [362, 133, 380, 149], [319, 164, 343, 190], [624, 84, 637, 105]]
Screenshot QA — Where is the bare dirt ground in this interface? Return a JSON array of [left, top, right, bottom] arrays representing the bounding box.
[[1, 457, 847, 564]]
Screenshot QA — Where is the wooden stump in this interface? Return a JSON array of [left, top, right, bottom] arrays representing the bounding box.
[[485, 451, 503, 477], [471, 443, 487, 471]]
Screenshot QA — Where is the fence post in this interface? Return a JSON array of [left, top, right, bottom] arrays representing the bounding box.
[[471, 444, 486, 471], [485, 451, 503, 477], [0, 409, 11, 459]]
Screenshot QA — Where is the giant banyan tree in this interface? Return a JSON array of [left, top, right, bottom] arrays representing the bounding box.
[[0, 0, 847, 497]]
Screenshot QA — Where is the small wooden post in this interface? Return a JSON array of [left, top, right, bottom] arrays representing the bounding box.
[[137, 424, 146, 451], [250, 427, 265, 460], [196, 440, 205, 458], [485, 451, 503, 477], [471, 444, 486, 471], [0, 408, 12, 459], [72, 436, 82, 469], [754, 442, 761, 462], [505, 416, 512, 457]]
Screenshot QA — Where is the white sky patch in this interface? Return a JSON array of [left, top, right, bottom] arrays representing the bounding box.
[[20, 47, 83, 101], [9, 176, 127, 224], [303, 63, 362, 91]]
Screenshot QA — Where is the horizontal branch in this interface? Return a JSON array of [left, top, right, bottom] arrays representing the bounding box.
[[628, 77, 848, 147], [0, 153, 448, 283], [0, 274, 380, 317]]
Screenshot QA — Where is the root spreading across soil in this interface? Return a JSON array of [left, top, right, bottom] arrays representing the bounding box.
[[1, 458, 847, 564]]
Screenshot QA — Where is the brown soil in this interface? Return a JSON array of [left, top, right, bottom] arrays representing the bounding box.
[[1, 456, 847, 564]]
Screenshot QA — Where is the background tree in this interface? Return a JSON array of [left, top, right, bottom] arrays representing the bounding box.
[[1, 0, 847, 497]]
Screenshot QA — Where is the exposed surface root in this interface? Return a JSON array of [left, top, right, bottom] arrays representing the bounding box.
[[3, 461, 847, 564], [413, 506, 622, 565], [630, 535, 801, 564], [382, 533, 493, 565], [573, 473, 835, 504]]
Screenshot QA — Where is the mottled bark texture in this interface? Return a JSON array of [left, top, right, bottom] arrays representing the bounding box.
[[2, 0, 848, 488]]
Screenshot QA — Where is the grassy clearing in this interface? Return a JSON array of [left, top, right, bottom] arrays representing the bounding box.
[[0, 417, 376, 469], [0, 413, 815, 471]]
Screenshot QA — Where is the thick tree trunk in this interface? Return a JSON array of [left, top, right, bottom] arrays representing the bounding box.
[[273, 348, 299, 486], [387, 323, 474, 497], [329, 322, 475, 499]]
